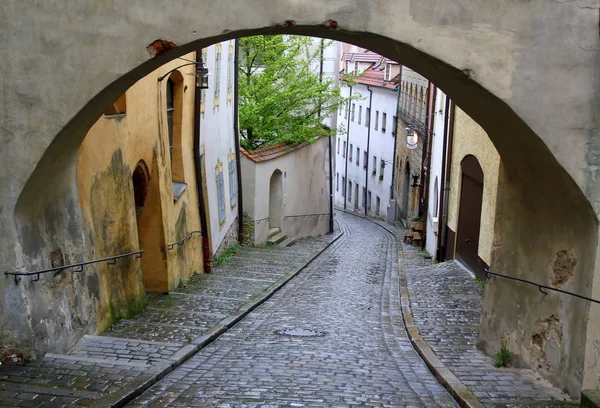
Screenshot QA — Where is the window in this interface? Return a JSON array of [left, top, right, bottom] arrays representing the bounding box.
[[376, 196, 381, 215], [336, 173, 339, 191], [358, 106, 362, 125], [227, 42, 234, 97], [228, 157, 236, 207], [373, 156, 377, 174], [105, 93, 126, 115], [368, 191, 372, 210], [392, 116, 398, 135], [366, 107, 370, 127], [216, 163, 226, 224], [385, 63, 391, 81], [348, 181, 352, 201], [342, 176, 346, 196], [349, 144, 353, 161], [166, 71, 185, 182], [434, 177, 439, 217], [214, 45, 222, 99], [356, 147, 360, 165], [345, 60, 349, 73], [343, 141, 347, 158], [363, 151, 367, 168], [337, 138, 340, 154], [200, 48, 208, 114], [380, 160, 385, 180], [382, 113, 387, 133], [351, 103, 355, 122], [354, 61, 359, 74], [375, 111, 379, 130], [345, 101, 349, 119], [362, 187, 367, 207]]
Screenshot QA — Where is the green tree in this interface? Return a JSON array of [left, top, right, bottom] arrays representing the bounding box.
[[238, 35, 349, 151]]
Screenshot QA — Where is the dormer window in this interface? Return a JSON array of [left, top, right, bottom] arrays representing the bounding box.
[[385, 63, 391, 81]]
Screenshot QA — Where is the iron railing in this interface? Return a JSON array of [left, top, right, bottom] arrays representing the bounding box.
[[485, 269, 600, 305], [284, 213, 331, 220], [4, 250, 143, 283], [167, 230, 202, 250], [255, 217, 270, 225]]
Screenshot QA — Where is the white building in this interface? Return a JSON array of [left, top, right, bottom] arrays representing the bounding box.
[[200, 40, 239, 256], [424, 89, 450, 259], [334, 47, 400, 220]]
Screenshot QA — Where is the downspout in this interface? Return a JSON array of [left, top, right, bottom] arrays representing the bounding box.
[[439, 101, 455, 261], [436, 95, 451, 262], [364, 86, 373, 216], [233, 38, 245, 244], [390, 66, 402, 202], [318, 39, 334, 234], [343, 86, 353, 210], [193, 49, 212, 273], [421, 83, 436, 250]]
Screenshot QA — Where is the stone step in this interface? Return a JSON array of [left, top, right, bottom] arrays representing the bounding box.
[[278, 237, 297, 247], [267, 227, 280, 239], [267, 232, 287, 245]]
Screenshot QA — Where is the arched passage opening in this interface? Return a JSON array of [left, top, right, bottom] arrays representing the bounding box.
[[6, 8, 599, 394], [132, 158, 168, 294], [269, 169, 284, 230], [455, 155, 484, 278]]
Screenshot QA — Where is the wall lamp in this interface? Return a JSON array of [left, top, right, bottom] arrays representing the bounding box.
[[158, 56, 210, 89]]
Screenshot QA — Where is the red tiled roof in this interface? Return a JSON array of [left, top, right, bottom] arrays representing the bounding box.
[[240, 141, 309, 163], [342, 60, 399, 91]]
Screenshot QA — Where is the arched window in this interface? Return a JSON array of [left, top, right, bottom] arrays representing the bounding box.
[[166, 70, 185, 182]]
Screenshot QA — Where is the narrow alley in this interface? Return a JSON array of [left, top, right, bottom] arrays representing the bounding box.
[[127, 212, 458, 407]]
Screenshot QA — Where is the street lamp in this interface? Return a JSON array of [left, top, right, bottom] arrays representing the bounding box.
[[158, 57, 210, 89]]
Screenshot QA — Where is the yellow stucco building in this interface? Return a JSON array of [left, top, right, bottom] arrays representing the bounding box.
[[76, 53, 204, 331]]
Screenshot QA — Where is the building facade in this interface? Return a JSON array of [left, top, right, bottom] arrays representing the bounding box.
[[335, 49, 400, 220]]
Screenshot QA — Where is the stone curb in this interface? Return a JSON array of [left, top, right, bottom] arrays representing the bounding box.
[[337, 208, 484, 408], [98, 229, 345, 408]]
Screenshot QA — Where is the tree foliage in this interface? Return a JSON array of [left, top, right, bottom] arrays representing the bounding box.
[[238, 35, 348, 151]]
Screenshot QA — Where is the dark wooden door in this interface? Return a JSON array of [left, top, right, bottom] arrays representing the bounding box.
[[456, 156, 484, 277]]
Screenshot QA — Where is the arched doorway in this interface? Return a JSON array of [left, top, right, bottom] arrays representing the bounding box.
[[401, 161, 410, 219], [456, 155, 484, 279], [132, 159, 168, 293], [269, 170, 284, 230]]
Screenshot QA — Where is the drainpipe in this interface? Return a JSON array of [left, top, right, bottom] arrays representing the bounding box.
[[343, 86, 353, 210], [436, 95, 451, 262], [439, 101, 455, 261], [233, 38, 245, 244], [193, 49, 212, 273], [364, 86, 373, 216], [390, 66, 402, 203], [317, 39, 334, 234], [421, 83, 436, 250]]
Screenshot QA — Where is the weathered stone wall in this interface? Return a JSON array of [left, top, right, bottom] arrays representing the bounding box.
[[214, 219, 239, 258], [0, 0, 598, 394]]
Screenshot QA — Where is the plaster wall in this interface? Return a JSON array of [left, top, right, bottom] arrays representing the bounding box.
[[335, 83, 396, 218], [446, 107, 500, 266], [0, 0, 598, 393], [200, 41, 239, 255], [242, 138, 330, 246]]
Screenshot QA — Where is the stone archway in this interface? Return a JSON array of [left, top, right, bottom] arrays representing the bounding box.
[[2, 1, 599, 395]]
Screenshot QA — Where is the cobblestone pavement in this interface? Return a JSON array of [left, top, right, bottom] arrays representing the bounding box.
[[128, 212, 458, 407], [0, 231, 338, 407], [402, 244, 573, 408]]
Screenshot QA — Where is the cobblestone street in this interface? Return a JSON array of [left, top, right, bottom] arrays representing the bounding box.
[[128, 212, 458, 407]]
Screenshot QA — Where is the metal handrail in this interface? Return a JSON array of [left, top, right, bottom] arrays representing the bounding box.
[[4, 250, 143, 283], [485, 269, 600, 305], [284, 213, 331, 220], [255, 217, 270, 224], [167, 230, 202, 250]]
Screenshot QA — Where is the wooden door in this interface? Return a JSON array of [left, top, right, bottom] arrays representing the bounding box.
[[456, 155, 484, 278]]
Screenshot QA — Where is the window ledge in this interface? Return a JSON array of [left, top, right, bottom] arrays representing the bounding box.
[[104, 113, 126, 119], [172, 182, 188, 202]]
